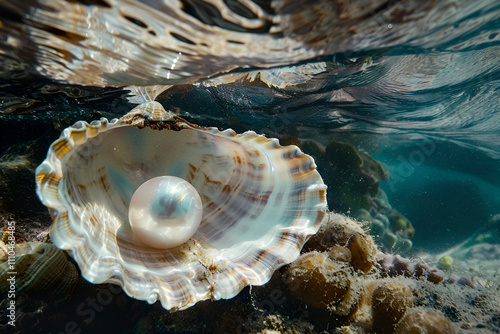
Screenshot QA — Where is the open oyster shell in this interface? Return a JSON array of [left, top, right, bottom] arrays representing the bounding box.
[[35, 103, 327, 310]]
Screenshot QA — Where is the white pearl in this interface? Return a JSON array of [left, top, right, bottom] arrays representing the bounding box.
[[128, 176, 203, 249]]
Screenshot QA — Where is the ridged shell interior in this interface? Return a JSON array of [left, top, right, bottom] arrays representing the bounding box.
[[36, 117, 327, 310]]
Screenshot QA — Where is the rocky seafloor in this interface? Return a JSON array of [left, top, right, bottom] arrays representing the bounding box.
[[1, 211, 499, 334], [1, 114, 499, 333]]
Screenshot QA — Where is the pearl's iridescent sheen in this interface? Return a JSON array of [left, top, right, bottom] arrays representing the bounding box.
[[128, 176, 203, 249]]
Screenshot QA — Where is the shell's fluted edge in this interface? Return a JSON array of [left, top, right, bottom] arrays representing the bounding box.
[[36, 118, 117, 216], [35, 111, 327, 310]]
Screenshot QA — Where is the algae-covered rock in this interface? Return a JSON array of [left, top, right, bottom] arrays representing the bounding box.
[[395, 309, 455, 334], [322, 141, 388, 213], [346, 233, 378, 274], [305, 139, 415, 253], [437, 256, 454, 272], [286, 251, 353, 310], [371, 278, 414, 334]]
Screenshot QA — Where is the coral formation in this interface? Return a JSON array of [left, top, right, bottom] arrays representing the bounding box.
[[302, 140, 415, 253], [322, 141, 388, 211], [304, 212, 373, 252]]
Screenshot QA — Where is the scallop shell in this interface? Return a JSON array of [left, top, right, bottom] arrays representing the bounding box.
[[35, 102, 327, 310]]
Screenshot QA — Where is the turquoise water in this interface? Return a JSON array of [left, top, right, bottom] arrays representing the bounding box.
[[156, 49, 500, 253]]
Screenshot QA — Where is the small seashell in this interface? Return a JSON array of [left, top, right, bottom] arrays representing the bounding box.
[[35, 103, 327, 310], [0, 242, 78, 302]]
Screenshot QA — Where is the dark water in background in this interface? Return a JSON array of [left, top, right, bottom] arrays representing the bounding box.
[[0, 0, 499, 254]]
